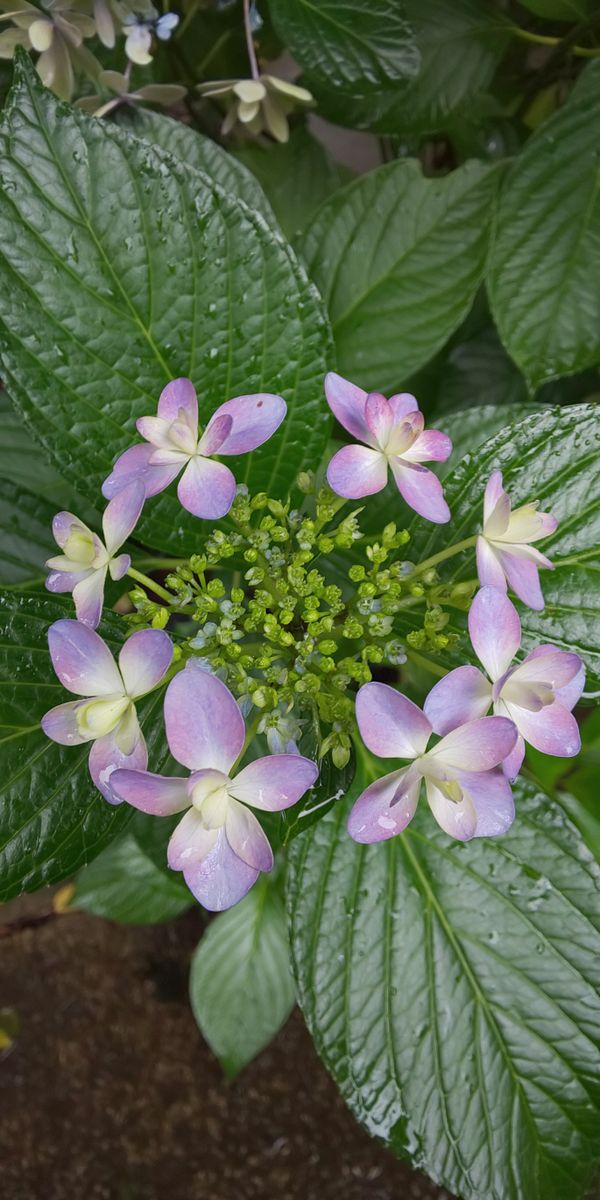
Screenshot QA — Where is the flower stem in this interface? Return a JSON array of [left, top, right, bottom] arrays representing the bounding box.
[[133, 557, 186, 570], [511, 24, 600, 57], [412, 535, 477, 576], [127, 567, 176, 605], [242, 0, 260, 79]]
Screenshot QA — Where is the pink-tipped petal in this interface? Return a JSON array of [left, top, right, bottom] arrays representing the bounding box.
[[226, 800, 274, 871], [183, 828, 259, 911], [425, 778, 477, 841], [324, 372, 372, 443], [326, 444, 388, 499], [102, 443, 182, 501], [157, 377, 198, 428], [197, 413, 233, 456], [89, 722, 147, 803], [229, 754, 318, 812], [347, 768, 421, 843], [46, 568, 89, 594], [507, 701, 581, 759], [72, 568, 107, 630], [459, 768, 515, 837], [429, 716, 518, 773], [208, 393, 287, 456], [177, 455, 237, 519], [118, 629, 172, 699], [511, 647, 582, 691], [468, 586, 521, 682], [498, 549, 545, 610], [391, 461, 450, 524], [388, 392, 419, 422], [556, 663, 586, 711], [102, 481, 145, 555], [48, 619, 123, 696], [500, 733, 525, 782], [424, 666, 491, 736], [356, 682, 431, 759], [164, 667, 245, 773], [41, 700, 89, 746], [402, 429, 453, 464], [110, 768, 189, 814], [365, 392, 393, 448], [476, 537, 507, 592], [483, 470, 508, 528]]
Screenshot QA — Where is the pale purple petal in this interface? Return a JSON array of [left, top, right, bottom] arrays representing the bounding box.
[[356, 682, 431, 759], [177, 455, 237, 519], [388, 392, 419, 422], [425, 778, 477, 841], [183, 828, 259, 911], [556, 663, 586, 711], [89, 722, 148, 803], [164, 665, 245, 773], [157, 377, 198, 428], [108, 553, 130, 582], [102, 442, 182, 501], [459, 768, 515, 837], [390, 460, 450, 524], [347, 768, 421, 843], [324, 371, 372, 443], [483, 470, 508, 527], [46, 568, 89, 594], [506, 701, 581, 758], [326, 444, 388, 499], [48, 619, 123, 696], [497, 548, 545, 610], [229, 753, 318, 811], [110, 768, 189, 814], [402, 429, 452, 464], [168, 809, 218, 870], [196, 413, 233, 456], [500, 732, 525, 782], [511, 646, 582, 691], [101, 480, 145, 555], [207, 393, 287, 455], [429, 716, 517, 773], [226, 799, 273, 871], [365, 392, 393, 448], [476, 536, 507, 592], [52, 510, 93, 550], [72, 568, 107, 630], [118, 628, 172, 699], [424, 666, 491, 736], [468, 586, 521, 681], [41, 700, 89, 745]]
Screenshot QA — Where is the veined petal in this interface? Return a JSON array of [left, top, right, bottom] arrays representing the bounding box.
[[483, 470, 509, 532], [183, 828, 259, 911], [101, 480, 145, 555], [495, 548, 545, 611], [424, 666, 491, 736], [168, 809, 218, 870], [402, 428, 452, 464], [425, 778, 477, 841], [347, 767, 421, 843], [118, 628, 172, 699], [427, 716, 517, 773], [390, 460, 450, 524], [102, 442, 182, 501], [164, 664, 245, 773], [504, 699, 581, 759], [468, 586, 521, 682], [48, 619, 123, 696], [364, 392, 393, 448], [356, 682, 431, 759], [459, 768, 515, 837], [88, 721, 147, 803], [225, 799, 273, 871], [229, 753, 318, 811], [110, 768, 189, 815], [324, 371, 373, 444], [177, 455, 236, 519], [207, 393, 287, 455], [326, 444, 388, 499], [72, 566, 107, 629], [476, 536, 507, 592], [41, 700, 90, 746]]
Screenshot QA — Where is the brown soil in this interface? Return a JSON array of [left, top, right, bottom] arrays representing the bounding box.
[[0, 894, 452, 1200]]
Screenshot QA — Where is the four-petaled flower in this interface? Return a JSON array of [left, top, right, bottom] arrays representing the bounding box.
[[348, 682, 518, 843], [102, 377, 287, 520], [41, 620, 172, 802], [324, 372, 452, 524], [111, 663, 318, 911], [477, 470, 557, 610], [123, 6, 179, 65], [197, 75, 313, 143], [424, 586, 584, 781], [45, 482, 144, 629]]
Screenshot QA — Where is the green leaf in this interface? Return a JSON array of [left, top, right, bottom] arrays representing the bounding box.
[[298, 158, 501, 392], [0, 590, 169, 900], [0, 56, 333, 557], [74, 826, 192, 924], [519, 0, 593, 17], [0, 480, 55, 585], [432, 328, 530, 416], [189, 875, 295, 1077], [288, 756, 600, 1200], [434, 402, 541, 479], [281, 748, 356, 845], [268, 0, 421, 94], [488, 62, 600, 391], [235, 127, 349, 240], [0, 391, 71, 505]]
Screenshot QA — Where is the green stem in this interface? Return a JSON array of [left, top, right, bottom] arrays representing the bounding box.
[[133, 557, 186, 570], [127, 567, 176, 605], [406, 649, 448, 680], [511, 24, 600, 57], [412, 535, 477, 576]]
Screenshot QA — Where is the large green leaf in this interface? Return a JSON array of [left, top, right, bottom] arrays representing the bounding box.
[[74, 822, 192, 924], [0, 591, 169, 900], [298, 158, 500, 392], [0, 56, 333, 557], [0, 480, 55, 585], [268, 0, 420, 94], [489, 62, 600, 391], [189, 875, 295, 1077], [434, 402, 540, 479], [235, 127, 349, 240], [432, 328, 529, 415], [288, 755, 600, 1200], [519, 0, 593, 16]]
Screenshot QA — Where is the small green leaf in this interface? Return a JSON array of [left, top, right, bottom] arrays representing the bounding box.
[[235, 127, 349, 240], [298, 158, 501, 392], [489, 61, 600, 390], [74, 826, 192, 924], [189, 875, 295, 1077], [288, 759, 600, 1200]]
